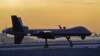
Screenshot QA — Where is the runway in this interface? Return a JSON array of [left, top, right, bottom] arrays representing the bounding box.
[[0, 40, 100, 49], [0, 40, 100, 56]]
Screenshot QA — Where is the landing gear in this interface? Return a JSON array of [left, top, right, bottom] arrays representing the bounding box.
[[81, 36, 85, 40], [44, 38, 48, 48], [66, 36, 73, 47]]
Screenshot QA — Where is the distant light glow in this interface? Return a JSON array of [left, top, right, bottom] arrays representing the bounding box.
[[44, 31, 52, 33]]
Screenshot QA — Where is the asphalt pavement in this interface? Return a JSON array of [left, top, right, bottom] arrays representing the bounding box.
[[0, 40, 100, 56]]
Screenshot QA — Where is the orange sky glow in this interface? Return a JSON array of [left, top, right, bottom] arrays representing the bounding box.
[[0, 0, 100, 32]]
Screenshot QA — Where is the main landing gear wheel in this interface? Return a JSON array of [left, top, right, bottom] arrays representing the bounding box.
[[44, 44, 48, 48], [44, 38, 49, 48], [66, 36, 73, 47], [69, 41, 73, 47]]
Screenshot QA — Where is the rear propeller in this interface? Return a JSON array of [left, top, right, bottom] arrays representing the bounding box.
[[4, 18, 8, 38]]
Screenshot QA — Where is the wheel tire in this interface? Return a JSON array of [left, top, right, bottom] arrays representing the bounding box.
[[44, 45, 48, 48], [81, 36, 85, 40]]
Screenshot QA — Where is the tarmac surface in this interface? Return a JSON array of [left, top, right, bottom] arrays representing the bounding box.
[[0, 40, 100, 56]]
